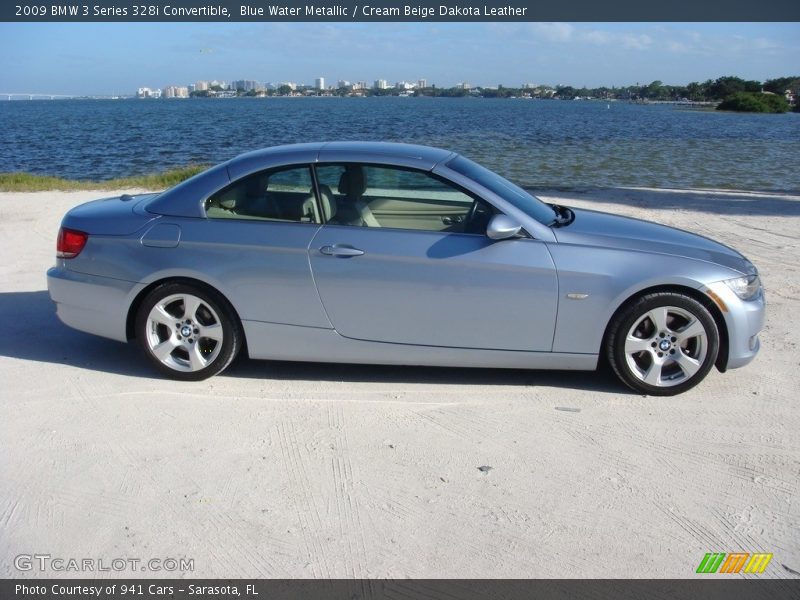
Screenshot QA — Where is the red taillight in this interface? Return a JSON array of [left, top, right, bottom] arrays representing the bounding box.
[[56, 227, 88, 259]]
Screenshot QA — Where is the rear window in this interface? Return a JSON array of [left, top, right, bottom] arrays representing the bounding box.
[[204, 166, 318, 223]]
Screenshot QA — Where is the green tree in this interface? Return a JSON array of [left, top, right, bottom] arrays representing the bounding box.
[[685, 82, 705, 101], [644, 80, 665, 100], [555, 85, 576, 99], [763, 76, 800, 95], [706, 76, 761, 100], [438, 87, 468, 97], [717, 92, 789, 113]]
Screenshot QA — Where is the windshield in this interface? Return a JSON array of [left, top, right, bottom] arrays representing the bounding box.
[[446, 155, 557, 225]]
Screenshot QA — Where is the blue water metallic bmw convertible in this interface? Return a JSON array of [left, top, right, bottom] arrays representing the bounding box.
[[47, 142, 764, 395]]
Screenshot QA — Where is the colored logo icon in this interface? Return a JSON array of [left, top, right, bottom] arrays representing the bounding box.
[[696, 552, 773, 574]]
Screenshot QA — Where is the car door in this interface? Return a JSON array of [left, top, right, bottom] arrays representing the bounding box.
[[185, 164, 330, 328], [308, 163, 558, 352]]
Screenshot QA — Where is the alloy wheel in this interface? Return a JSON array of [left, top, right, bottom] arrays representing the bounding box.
[[144, 293, 224, 372], [623, 305, 708, 388]]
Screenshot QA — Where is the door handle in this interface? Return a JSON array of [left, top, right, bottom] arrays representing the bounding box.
[[320, 244, 365, 257]]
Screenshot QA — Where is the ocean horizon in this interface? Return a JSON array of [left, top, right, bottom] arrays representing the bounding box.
[[2, 96, 799, 191]]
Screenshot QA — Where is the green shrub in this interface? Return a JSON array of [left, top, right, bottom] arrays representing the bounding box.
[[717, 92, 789, 113], [0, 164, 208, 192]]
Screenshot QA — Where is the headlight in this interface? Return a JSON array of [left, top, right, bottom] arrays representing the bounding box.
[[725, 274, 762, 300]]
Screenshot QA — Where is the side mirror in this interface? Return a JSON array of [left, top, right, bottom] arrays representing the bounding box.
[[486, 214, 523, 240]]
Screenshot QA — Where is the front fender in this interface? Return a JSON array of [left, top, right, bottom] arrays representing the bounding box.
[[547, 243, 744, 354]]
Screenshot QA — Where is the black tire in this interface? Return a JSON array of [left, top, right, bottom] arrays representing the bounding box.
[[135, 282, 242, 381], [606, 292, 719, 396]]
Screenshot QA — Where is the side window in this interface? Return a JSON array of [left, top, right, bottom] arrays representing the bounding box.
[[315, 164, 489, 233], [205, 166, 319, 223]]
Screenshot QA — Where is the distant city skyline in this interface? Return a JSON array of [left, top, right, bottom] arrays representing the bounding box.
[[1, 22, 798, 95]]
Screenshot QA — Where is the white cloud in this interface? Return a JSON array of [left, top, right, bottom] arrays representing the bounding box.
[[617, 33, 653, 50], [529, 22, 575, 43], [528, 23, 652, 50]]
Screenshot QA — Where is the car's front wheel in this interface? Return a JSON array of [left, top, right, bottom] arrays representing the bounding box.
[[606, 292, 719, 396], [135, 282, 242, 381]]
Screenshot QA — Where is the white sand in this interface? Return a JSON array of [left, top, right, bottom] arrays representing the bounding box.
[[0, 187, 798, 578]]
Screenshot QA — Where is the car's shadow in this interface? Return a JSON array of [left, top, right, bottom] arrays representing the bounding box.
[[226, 357, 625, 393], [1, 290, 626, 393], [0, 290, 154, 378]]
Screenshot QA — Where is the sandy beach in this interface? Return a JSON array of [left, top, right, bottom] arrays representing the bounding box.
[[0, 186, 798, 578]]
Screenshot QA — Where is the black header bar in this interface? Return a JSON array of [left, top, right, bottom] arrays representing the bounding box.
[[3, 0, 800, 22]]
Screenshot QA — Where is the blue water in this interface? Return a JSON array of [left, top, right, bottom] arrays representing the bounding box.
[[1, 97, 798, 190]]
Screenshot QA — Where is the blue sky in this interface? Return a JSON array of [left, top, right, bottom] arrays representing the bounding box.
[[1, 22, 798, 94]]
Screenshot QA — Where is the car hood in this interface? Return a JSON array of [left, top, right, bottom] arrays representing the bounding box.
[[551, 207, 752, 275]]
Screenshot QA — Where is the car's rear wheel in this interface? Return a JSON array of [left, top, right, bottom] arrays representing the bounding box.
[[606, 292, 719, 396], [135, 282, 242, 381]]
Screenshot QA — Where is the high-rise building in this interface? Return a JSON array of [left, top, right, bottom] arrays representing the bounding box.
[[417, 79, 427, 89], [163, 86, 189, 98], [195, 81, 209, 91], [231, 80, 260, 92], [374, 79, 389, 90], [315, 77, 325, 90], [136, 87, 162, 98]]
